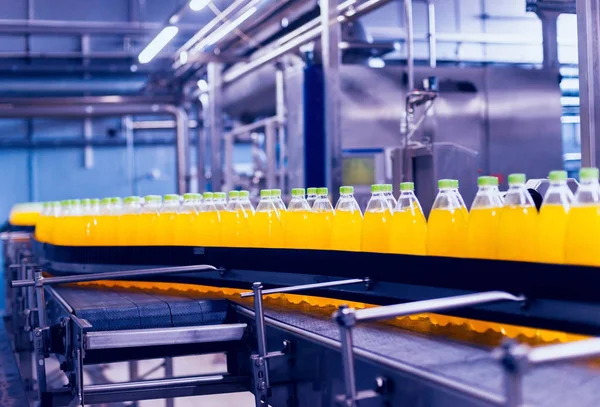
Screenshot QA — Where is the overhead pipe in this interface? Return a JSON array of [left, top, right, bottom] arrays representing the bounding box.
[[0, 101, 190, 194], [222, 0, 396, 84], [0, 19, 202, 35]]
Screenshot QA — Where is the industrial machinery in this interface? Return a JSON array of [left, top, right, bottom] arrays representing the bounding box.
[[3, 227, 600, 407]]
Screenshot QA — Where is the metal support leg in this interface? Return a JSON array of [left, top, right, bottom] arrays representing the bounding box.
[[252, 282, 269, 406], [265, 123, 277, 189], [165, 358, 174, 407], [336, 306, 357, 407], [33, 270, 47, 397], [495, 341, 529, 407]]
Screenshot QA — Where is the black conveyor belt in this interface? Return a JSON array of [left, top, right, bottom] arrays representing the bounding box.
[[259, 305, 600, 407], [0, 319, 29, 407], [48, 286, 230, 331]]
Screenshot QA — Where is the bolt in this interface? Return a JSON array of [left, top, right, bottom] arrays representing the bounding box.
[[34, 328, 42, 337], [255, 358, 264, 367], [345, 399, 354, 407], [257, 381, 267, 391]]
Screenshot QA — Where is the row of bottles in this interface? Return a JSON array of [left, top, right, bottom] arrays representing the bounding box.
[[32, 167, 600, 266]]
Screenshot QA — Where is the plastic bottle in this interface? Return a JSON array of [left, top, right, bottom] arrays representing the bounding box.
[[451, 179, 469, 218], [117, 196, 142, 246], [93, 198, 111, 246], [52, 200, 70, 245], [537, 170, 573, 264], [137, 195, 162, 245], [157, 194, 180, 245], [252, 189, 284, 248], [427, 179, 467, 257], [106, 197, 122, 245], [80, 198, 100, 246], [239, 190, 255, 215], [310, 187, 335, 249], [213, 192, 227, 211], [389, 182, 427, 255], [361, 184, 392, 253], [221, 191, 251, 247], [331, 186, 363, 251], [497, 174, 538, 262], [34, 203, 50, 242], [199, 192, 222, 246], [306, 188, 318, 208], [175, 193, 201, 246], [565, 167, 600, 266], [45, 202, 61, 245], [66, 200, 82, 246], [383, 184, 397, 209], [284, 188, 312, 249], [466, 176, 502, 259]]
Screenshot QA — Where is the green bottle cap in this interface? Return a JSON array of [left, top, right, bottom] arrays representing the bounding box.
[[260, 190, 271, 198], [400, 182, 414, 191], [144, 195, 162, 203], [580, 167, 599, 181], [548, 170, 567, 181], [340, 186, 354, 194], [111, 197, 122, 205], [60, 200, 71, 207], [239, 190, 249, 198], [292, 188, 305, 196], [272, 189, 282, 197], [438, 179, 453, 189], [383, 184, 393, 192], [450, 179, 459, 188], [508, 173, 526, 185], [164, 194, 180, 202], [477, 176, 494, 187], [80, 198, 91, 206], [100, 198, 111, 205], [203, 192, 214, 199], [317, 187, 328, 195], [371, 184, 383, 193], [124, 196, 140, 204], [71, 199, 81, 206], [183, 193, 201, 200], [214, 192, 226, 199], [90, 198, 100, 205], [228, 191, 240, 199], [307, 187, 317, 195]]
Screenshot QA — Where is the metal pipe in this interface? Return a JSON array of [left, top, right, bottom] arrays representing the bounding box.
[[426, 0, 437, 68], [528, 337, 600, 365], [197, 104, 207, 193], [240, 278, 366, 298], [404, 0, 415, 91], [252, 283, 268, 358], [12, 264, 217, 288], [222, 0, 396, 84], [275, 65, 286, 192], [0, 19, 203, 35], [224, 116, 279, 138], [338, 313, 357, 405], [123, 116, 136, 195], [265, 121, 277, 189], [208, 62, 224, 191], [173, 107, 190, 194], [354, 291, 524, 323]]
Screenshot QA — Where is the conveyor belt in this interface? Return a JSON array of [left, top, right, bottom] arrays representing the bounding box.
[[48, 286, 230, 331], [257, 304, 600, 407], [0, 319, 29, 407]]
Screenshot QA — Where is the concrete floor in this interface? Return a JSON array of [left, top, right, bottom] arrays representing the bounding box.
[[47, 353, 255, 406]]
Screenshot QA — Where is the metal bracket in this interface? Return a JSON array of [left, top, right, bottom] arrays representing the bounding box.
[[334, 291, 525, 406]]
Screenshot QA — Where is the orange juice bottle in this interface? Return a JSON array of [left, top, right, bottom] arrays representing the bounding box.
[[34, 203, 50, 242], [176, 193, 201, 246], [466, 176, 502, 259], [284, 188, 312, 249], [78, 199, 100, 246], [65, 200, 82, 246], [45, 202, 61, 245], [390, 182, 427, 255], [157, 194, 180, 245], [117, 196, 142, 246], [198, 192, 222, 246], [497, 173, 538, 262], [383, 184, 397, 209], [137, 195, 162, 245], [252, 189, 283, 248], [331, 186, 362, 251], [565, 167, 600, 266], [222, 191, 251, 247], [272, 189, 287, 227], [306, 188, 318, 208], [106, 197, 122, 245], [362, 184, 392, 253], [537, 170, 574, 263], [310, 187, 335, 249], [427, 179, 467, 257], [93, 198, 111, 246]]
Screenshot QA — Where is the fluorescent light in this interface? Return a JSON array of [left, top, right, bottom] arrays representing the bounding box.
[[179, 51, 188, 65], [138, 26, 179, 64], [190, 0, 211, 11], [202, 7, 257, 48], [197, 79, 208, 92], [368, 57, 385, 68]]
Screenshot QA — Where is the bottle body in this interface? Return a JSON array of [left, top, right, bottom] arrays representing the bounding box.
[[198, 193, 221, 246], [427, 180, 467, 257], [309, 188, 335, 249], [466, 177, 502, 259], [361, 185, 392, 253], [284, 189, 312, 249], [252, 190, 283, 248], [331, 187, 363, 251], [389, 183, 427, 255], [117, 197, 142, 246]]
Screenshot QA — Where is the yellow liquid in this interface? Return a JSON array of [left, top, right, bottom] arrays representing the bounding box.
[[497, 206, 538, 262], [136, 213, 160, 245], [197, 211, 221, 246], [117, 214, 140, 246], [565, 205, 600, 266], [251, 211, 283, 248], [537, 205, 569, 264], [62, 216, 81, 246], [10, 211, 40, 226], [309, 211, 334, 250], [175, 211, 197, 246], [74, 215, 97, 246], [156, 211, 177, 246], [221, 211, 251, 247], [466, 208, 500, 259], [284, 211, 312, 249], [361, 211, 391, 253], [389, 205, 427, 255], [34, 215, 48, 242], [331, 211, 362, 252], [94, 214, 118, 246], [427, 208, 467, 257]]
